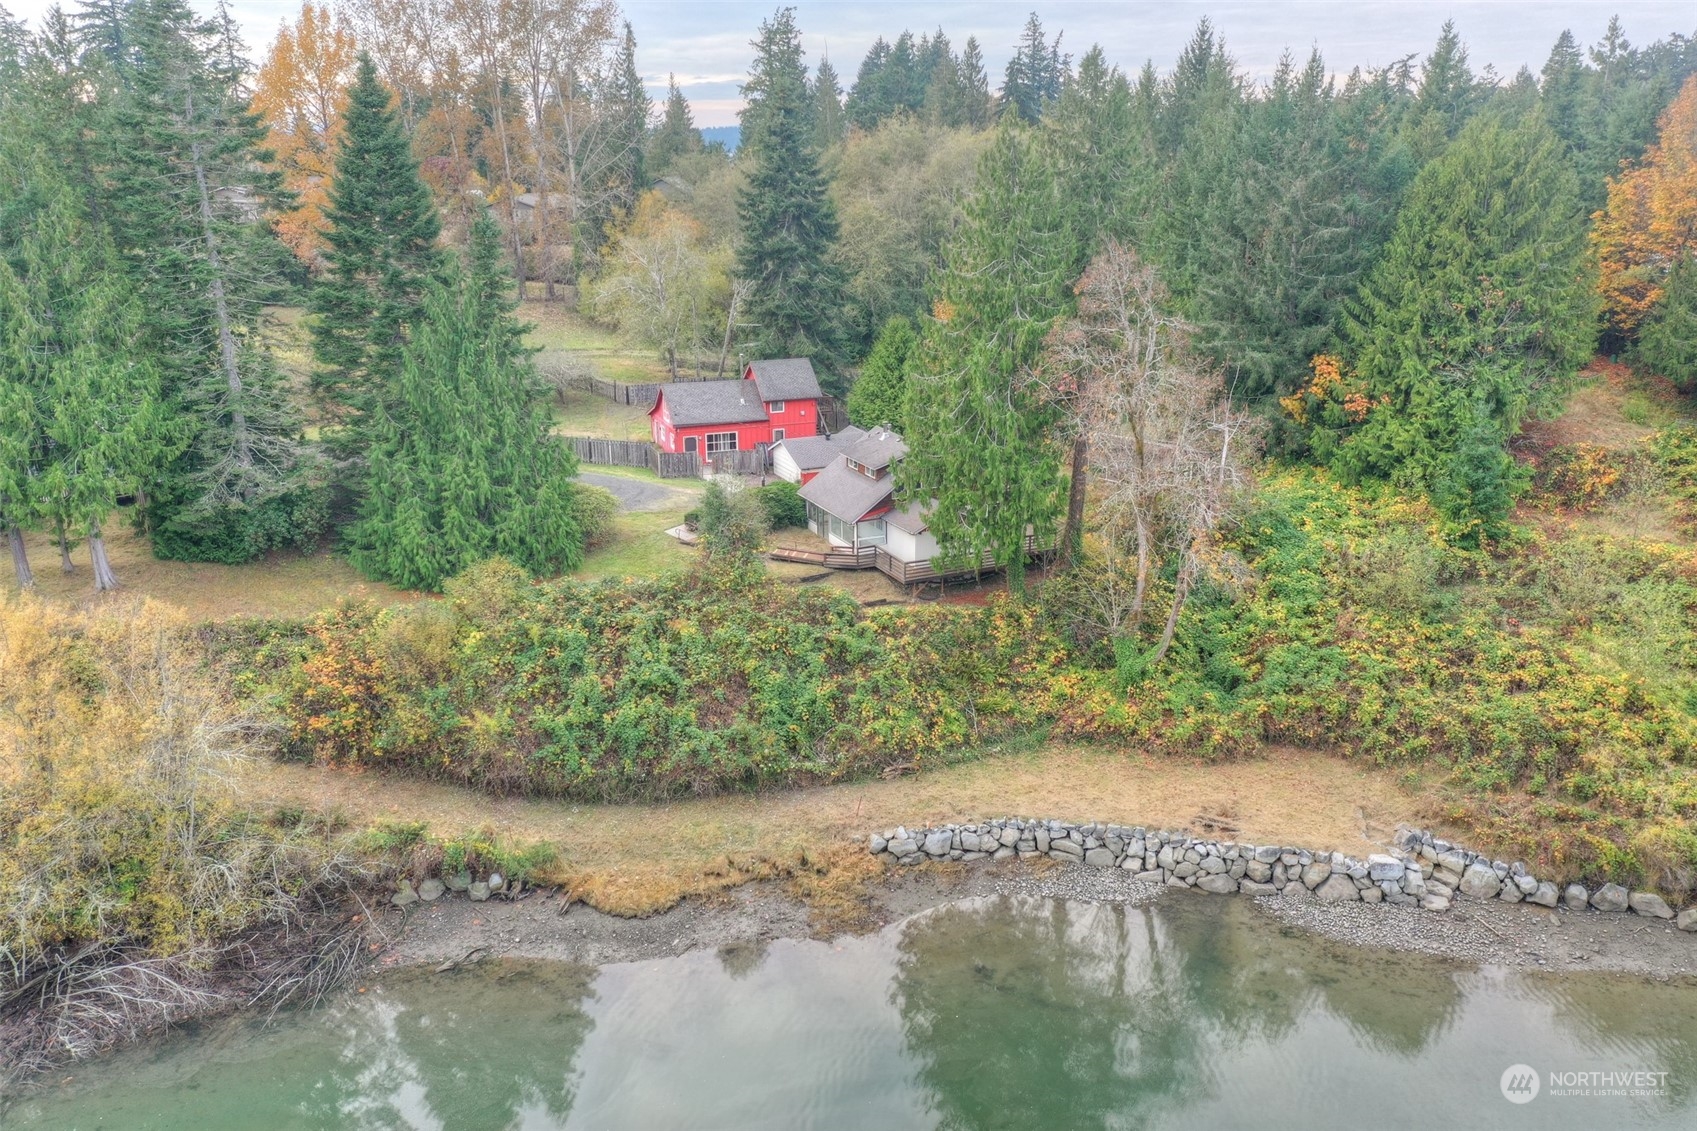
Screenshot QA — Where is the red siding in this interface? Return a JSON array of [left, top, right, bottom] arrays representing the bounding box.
[[648, 386, 821, 454]]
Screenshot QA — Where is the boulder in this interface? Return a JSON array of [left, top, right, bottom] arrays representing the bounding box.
[[445, 871, 472, 893], [418, 879, 445, 902], [391, 881, 419, 908], [488, 872, 504, 893], [1245, 860, 1273, 883], [1300, 861, 1333, 890], [1084, 847, 1116, 868], [1254, 845, 1283, 864], [1173, 861, 1200, 879], [468, 882, 491, 902], [1315, 874, 1361, 902], [1629, 892, 1675, 919], [1239, 879, 1279, 896], [869, 834, 888, 855], [1458, 863, 1503, 899], [1134, 869, 1167, 883], [1589, 883, 1630, 913], [1498, 882, 1524, 904], [1677, 908, 1697, 932], [999, 827, 1021, 848], [1526, 882, 1561, 908], [923, 831, 951, 857], [887, 838, 918, 858], [1366, 855, 1405, 882], [1050, 838, 1084, 860], [1199, 856, 1228, 875], [1360, 886, 1383, 903], [1562, 883, 1589, 911], [1421, 893, 1452, 912], [1196, 873, 1239, 895], [992, 846, 1016, 861]]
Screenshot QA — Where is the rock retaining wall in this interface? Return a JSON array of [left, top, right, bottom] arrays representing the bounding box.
[[869, 819, 1697, 932]]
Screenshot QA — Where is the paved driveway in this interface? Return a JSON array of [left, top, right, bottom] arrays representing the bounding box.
[[578, 471, 699, 513]]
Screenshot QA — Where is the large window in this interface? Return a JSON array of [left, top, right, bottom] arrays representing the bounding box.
[[705, 431, 739, 454], [858, 519, 887, 546], [768, 400, 785, 413]]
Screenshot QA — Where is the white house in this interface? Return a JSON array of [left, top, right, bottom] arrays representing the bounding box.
[[769, 426, 867, 484]]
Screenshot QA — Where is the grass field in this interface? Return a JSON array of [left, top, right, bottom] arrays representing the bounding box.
[[5, 514, 422, 620], [523, 297, 673, 384], [551, 387, 653, 440]]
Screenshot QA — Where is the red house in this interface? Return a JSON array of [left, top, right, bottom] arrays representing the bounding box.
[[648, 358, 823, 458]]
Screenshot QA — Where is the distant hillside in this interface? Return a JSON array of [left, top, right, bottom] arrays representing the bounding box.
[[701, 126, 740, 154]]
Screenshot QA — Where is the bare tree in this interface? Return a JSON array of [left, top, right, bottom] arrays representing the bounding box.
[[1043, 242, 1258, 663]]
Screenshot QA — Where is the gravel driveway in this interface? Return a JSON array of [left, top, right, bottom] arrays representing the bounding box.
[[578, 471, 698, 513]]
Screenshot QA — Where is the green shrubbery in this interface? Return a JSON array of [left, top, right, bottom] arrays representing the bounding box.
[[277, 560, 1063, 799]]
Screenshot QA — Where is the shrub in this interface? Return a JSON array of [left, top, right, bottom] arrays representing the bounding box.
[[572, 484, 620, 548], [757, 480, 808, 529]]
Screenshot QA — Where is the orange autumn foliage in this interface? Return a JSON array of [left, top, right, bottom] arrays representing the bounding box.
[[1592, 74, 1697, 339], [252, 3, 360, 264]]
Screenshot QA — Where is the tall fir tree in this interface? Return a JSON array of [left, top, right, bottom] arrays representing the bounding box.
[[84, 0, 320, 564], [0, 139, 178, 589], [958, 36, 991, 128], [736, 7, 847, 368], [350, 212, 584, 590], [647, 74, 703, 177], [1324, 115, 1596, 533], [1637, 256, 1697, 391], [847, 315, 917, 429], [310, 52, 444, 467], [1000, 12, 1066, 124], [898, 122, 1077, 592], [813, 56, 844, 148]]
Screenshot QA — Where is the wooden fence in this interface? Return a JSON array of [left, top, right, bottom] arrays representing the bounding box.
[[703, 446, 770, 477], [561, 435, 702, 479]]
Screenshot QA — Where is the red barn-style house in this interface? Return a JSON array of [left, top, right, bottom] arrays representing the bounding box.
[[648, 359, 823, 460]]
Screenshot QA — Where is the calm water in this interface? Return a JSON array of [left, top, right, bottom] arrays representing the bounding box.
[[6, 895, 1697, 1130]]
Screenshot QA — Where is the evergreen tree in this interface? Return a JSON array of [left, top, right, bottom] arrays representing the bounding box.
[[1637, 256, 1697, 391], [310, 52, 445, 464], [1403, 20, 1479, 163], [86, 0, 320, 564], [1000, 12, 1065, 124], [0, 143, 178, 590], [349, 212, 584, 591], [846, 37, 892, 130], [1539, 29, 1586, 149], [1325, 115, 1596, 515], [736, 7, 847, 367], [647, 74, 704, 177], [847, 316, 917, 428], [813, 57, 844, 148], [898, 123, 1076, 592], [958, 36, 991, 128]]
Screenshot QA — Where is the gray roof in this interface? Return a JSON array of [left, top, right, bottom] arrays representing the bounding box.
[[798, 458, 895, 524], [885, 502, 929, 535], [773, 426, 867, 471], [654, 380, 768, 427], [746, 358, 822, 402], [843, 428, 907, 471]]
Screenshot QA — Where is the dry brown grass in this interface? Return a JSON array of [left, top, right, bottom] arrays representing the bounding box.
[[5, 515, 423, 620], [250, 744, 1446, 919]]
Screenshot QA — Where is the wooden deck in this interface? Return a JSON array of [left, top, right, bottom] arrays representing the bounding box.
[[873, 535, 1050, 586], [766, 544, 878, 570]]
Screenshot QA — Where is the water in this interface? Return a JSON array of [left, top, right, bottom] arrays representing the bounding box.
[[6, 895, 1697, 1130]]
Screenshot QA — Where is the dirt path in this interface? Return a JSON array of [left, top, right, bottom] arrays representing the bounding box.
[[250, 744, 1444, 915]]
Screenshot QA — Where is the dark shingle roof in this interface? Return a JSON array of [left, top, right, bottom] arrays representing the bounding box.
[[773, 427, 867, 471], [843, 428, 907, 471], [885, 502, 929, 535], [798, 458, 895, 524], [654, 381, 769, 427], [746, 358, 822, 402]]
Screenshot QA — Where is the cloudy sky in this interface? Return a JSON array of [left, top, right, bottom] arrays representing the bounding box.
[[5, 1, 1694, 125]]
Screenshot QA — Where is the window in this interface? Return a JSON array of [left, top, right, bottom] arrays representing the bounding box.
[[772, 428, 785, 442], [768, 400, 785, 413], [705, 431, 739, 454], [683, 436, 698, 454], [858, 519, 887, 546]]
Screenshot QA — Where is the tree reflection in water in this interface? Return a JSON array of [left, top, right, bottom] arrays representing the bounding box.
[[890, 894, 1464, 1129], [296, 961, 596, 1130]]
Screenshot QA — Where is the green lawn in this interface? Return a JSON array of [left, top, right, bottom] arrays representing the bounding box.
[[552, 388, 652, 440], [578, 507, 698, 581], [523, 299, 673, 384]]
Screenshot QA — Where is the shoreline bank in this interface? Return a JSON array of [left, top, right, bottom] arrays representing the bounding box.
[[381, 855, 1697, 981]]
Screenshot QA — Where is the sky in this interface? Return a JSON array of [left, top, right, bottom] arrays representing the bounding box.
[[5, 1, 1695, 125]]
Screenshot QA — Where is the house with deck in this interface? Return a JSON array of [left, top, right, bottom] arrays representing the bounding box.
[[648, 359, 823, 465], [782, 427, 1050, 584]]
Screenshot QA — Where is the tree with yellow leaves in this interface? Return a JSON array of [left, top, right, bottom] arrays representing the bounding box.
[[1592, 74, 1697, 344], [252, 3, 360, 264]]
